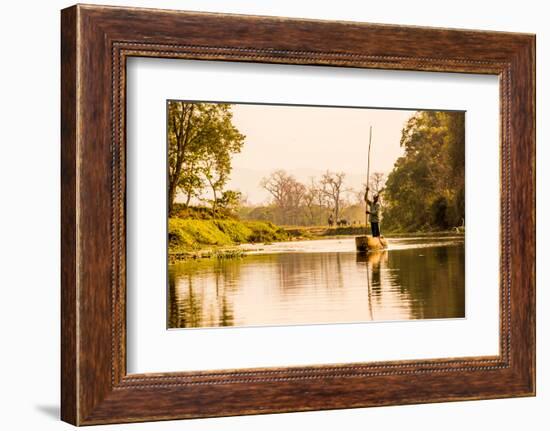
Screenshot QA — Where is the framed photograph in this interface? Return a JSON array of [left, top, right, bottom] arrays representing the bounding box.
[[61, 4, 535, 425]]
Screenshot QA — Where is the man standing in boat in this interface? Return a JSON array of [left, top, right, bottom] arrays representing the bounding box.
[[364, 187, 382, 238]]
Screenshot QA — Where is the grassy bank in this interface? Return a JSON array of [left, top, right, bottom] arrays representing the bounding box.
[[168, 217, 288, 262], [284, 225, 464, 239], [168, 204, 463, 262]]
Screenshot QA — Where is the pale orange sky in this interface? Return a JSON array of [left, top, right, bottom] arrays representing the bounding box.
[[227, 103, 416, 205]]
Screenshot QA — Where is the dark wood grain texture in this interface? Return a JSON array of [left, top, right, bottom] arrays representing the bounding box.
[[60, 6, 78, 425], [61, 4, 535, 425]]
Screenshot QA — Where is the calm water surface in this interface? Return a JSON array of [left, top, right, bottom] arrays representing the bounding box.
[[168, 236, 465, 329]]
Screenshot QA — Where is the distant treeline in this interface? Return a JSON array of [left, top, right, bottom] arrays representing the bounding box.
[[242, 169, 378, 227]]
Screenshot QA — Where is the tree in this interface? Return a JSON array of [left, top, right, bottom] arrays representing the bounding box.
[[260, 170, 306, 224], [260, 170, 306, 210], [179, 159, 205, 207], [216, 190, 243, 213], [202, 154, 228, 213], [382, 111, 465, 232], [358, 172, 386, 213], [369, 172, 386, 195], [260, 170, 290, 207], [168, 102, 197, 215], [167, 101, 245, 216], [302, 178, 322, 225], [200, 104, 245, 212], [320, 171, 346, 222]]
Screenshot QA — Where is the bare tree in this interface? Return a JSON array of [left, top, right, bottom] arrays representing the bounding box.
[[360, 172, 387, 205], [369, 172, 386, 195], [320, 171, 346, 222], [354, 188, 366, 205], [261, 170, 291, 207], [302, 178, 322, 225], [260, 170, 306, 224]]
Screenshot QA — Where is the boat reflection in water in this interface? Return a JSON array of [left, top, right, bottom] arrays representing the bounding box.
[[168, 236, 465, 329]]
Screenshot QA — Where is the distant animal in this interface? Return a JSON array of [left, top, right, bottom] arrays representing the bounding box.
[[454, 218, 465, 233], [337, 218, 349, 227]]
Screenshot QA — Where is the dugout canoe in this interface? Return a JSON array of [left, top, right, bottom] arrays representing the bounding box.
[[355, 235, 388, 252]]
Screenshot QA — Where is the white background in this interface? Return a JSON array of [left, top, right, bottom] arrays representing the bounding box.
[[127, 59, 500, 373], [0, 0, 547, 430]]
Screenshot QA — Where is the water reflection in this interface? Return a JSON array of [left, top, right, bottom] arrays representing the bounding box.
[[168, 237, 465, 329]]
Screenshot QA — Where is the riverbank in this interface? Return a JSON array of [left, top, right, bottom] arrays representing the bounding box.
[[168, 218, 288, 262], [168, 216, 464, 263], [284, 225, 464, 240]]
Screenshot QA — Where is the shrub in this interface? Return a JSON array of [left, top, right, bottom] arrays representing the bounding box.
[[168, 218, 233, 250], [244, 221, 288, 243], [168, 218, 289, 254], [213, 219, 253, 243]]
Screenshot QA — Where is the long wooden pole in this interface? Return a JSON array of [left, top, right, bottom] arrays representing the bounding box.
[[366, 126, 372, 229]]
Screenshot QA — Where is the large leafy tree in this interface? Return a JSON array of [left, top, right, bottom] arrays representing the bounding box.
[[167, 101, 245, 216], [382, 111, 465, 232]]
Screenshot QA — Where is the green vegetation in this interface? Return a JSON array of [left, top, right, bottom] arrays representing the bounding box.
[[168, 101, 245, 216], [284, 225, 463, 239], [240, 112, 465, 232], [166, 102, 465, 263], [168, 209, 288, 262], [169, 247, 247, 263], [382, 111, 465, 232]]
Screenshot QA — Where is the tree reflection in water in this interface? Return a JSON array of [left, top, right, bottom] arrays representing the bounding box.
[[168, 239, 465, 329]]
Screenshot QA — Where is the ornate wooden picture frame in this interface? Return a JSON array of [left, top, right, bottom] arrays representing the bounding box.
[[61, 4, 535, 425]]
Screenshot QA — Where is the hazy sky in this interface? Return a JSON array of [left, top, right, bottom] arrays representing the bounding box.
[[226, 103, 416, 205]]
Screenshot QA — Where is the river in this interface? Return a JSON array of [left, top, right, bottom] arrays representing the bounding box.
[[168, 236, 465, 329]]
